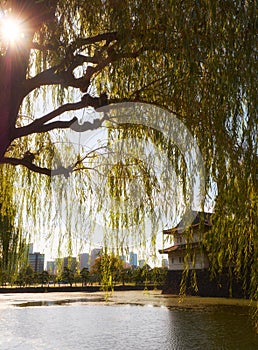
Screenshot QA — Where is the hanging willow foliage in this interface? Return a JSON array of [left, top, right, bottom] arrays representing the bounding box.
[[0, 165, 29, 284], [0, 0, 257, 324]]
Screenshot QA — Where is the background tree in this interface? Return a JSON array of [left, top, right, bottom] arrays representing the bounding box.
[[91, 254, 124, 288], [61, 266, 74, 286], [38, 270, 50, 287], [0, 0, 256, 313], [25, 265, 34, 286], [120, 267, 132, 286], [16, 265, 34, 287], [80, 267, 90, 287], [132, 264, 152, 286], [150, 267, 167, 289]]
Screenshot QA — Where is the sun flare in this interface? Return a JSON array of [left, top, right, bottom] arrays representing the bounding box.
[[0, 16, 24, 44]]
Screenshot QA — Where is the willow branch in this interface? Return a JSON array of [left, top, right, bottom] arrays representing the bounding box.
[[1, 157, 72, 177], [13, 93, 109, 139], [23, 65, 85, 95], [31, 31, 117, 52], [1, 156, 101, 177], [24, 41, 143, 96], [66, 31, 118, 52]]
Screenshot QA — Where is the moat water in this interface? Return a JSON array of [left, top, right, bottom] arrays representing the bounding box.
[[0, 292, 257, 350]]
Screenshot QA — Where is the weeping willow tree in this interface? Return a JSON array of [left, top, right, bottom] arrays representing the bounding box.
[[0, 0, 256, 311], [0, 165, 28, 285]]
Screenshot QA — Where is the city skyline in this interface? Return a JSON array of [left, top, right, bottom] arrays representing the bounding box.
[[28, 243, 167, 273]]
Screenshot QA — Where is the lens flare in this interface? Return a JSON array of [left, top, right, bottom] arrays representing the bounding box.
[[0, 15, 24, 45]]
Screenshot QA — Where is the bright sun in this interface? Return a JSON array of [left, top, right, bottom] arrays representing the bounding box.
[[0, 16, 24, 44]]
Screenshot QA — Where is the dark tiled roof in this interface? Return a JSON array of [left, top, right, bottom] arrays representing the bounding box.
[[159, 245, 179, 254], [163, 211, 212, 235], [159, 242, 203, 254]]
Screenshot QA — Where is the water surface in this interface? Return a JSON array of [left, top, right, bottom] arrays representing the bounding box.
[[0, 292, 256, 350]]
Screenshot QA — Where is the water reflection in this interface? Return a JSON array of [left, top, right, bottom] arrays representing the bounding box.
[[0, 297, 257, 350], [167, 305, 257, 350], [14, 297, 104, 307]]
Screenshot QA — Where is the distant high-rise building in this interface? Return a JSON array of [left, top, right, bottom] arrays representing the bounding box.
[[129, 252, 137, 267], [63, 257, 77, 272], [90, 248, 102, 268], [79, 253, 90, 270], [28, 252, 44, 273]]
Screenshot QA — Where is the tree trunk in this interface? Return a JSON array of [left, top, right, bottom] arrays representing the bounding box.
[[0, 47, 29, 160], [0, 0, 58, 162]]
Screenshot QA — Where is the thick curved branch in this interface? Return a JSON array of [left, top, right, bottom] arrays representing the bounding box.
[[1, 157, 72, 177], [17, 115, 109, 137], [1, 153, 105, 177], [13, 93, 108, 139], [23, 65, 83, 95], [24, 31, 118, 95], [24, 42, 143, 96]]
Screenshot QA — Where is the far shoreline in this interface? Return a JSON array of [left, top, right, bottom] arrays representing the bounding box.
[[0, 286, 255, 309], [0, 285, 160, 294]]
